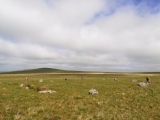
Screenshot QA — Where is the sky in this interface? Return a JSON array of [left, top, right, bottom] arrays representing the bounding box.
[[0, 0, 160, 72]]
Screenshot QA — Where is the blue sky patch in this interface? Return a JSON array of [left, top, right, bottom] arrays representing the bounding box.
[[0, 33, 17, 43], [86, 0, 160, 24]]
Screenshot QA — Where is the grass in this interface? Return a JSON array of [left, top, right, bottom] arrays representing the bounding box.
[[0, 72, 160, 120]]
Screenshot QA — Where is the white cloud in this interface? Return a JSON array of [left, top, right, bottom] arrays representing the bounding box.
[[0, 0, 160, 72]]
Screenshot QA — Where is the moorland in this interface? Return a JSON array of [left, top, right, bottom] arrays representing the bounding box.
[[0, 68, 160, 120]]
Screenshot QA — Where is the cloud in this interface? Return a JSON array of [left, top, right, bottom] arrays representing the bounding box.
[[0, 0, 160, 72]]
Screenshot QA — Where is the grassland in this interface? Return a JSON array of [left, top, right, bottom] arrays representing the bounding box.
[[0, 72, 160, 120]]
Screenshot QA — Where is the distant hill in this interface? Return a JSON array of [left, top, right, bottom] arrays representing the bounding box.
[[0, 68, 77, 74], [2, 68, 159, 74]]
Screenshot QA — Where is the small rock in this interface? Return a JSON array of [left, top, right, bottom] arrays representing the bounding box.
[[26, 87, 29, 89], [20, 84, 24, 87], [39, 90, 56, 94], [138, 82, 149, 87], [39, 79, 43, 83], [89, 89, 98, 94]]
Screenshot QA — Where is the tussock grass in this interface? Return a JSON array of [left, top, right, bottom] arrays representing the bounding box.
[[0, 73, 160, 119]]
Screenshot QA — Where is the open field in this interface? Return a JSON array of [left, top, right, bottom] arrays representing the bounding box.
[[0, 72, 160, 120]]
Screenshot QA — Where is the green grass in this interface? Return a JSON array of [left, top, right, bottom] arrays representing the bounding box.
[[0, 73, 160, 120]]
